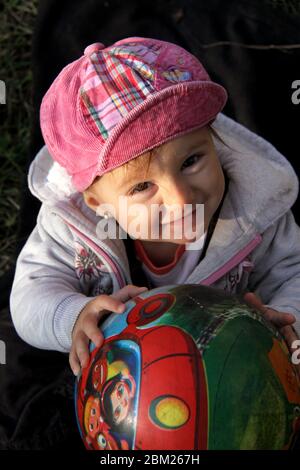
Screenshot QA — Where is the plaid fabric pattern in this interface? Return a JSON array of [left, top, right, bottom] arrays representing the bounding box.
[[80, 42, 192, 141]]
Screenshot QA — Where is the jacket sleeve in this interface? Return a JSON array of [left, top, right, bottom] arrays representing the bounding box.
[[248, 209, 300, 337], [9, 204, 97, 353]]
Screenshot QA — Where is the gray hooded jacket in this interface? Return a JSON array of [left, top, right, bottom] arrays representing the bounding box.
[[9, 113, 300, 352]]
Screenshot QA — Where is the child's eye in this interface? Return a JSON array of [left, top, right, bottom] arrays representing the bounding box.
[[128, 181, 152, 196], [181, 154, 203, 170], [128, 153, 203, 197]]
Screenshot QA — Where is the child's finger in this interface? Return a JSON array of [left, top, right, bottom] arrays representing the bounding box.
[[280, 325, 299, 350], [264, 310, 295, 328], [69, 346, 81, 376], [243, 292, 264, 311], [90, 286, 148, 318], [74, 331, 90, 369], [112, 285, 148, 304], [243, 292, 296, 327], [83, 317, 105, 348], [91, 294, 127, 315]]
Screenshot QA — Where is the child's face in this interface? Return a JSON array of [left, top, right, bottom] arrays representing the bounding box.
[[84, 125, 225, 245], [110, 381, 131, 424]]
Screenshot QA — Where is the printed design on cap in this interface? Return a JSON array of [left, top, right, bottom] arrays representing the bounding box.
[[162, 68, 191, 82], [109, 43, 161, 82], [79, 41, 193, 142]]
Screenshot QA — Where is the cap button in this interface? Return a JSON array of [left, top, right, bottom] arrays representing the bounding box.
[[84, 42, 106, 56]]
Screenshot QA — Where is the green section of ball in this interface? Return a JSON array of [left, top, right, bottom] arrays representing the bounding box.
[[135, 284, 299, 449]]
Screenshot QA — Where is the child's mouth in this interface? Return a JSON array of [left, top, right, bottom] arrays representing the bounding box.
[[161, 208, 197, 226]]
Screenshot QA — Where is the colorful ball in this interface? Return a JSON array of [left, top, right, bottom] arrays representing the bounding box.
[[74, 284, 300, 450]]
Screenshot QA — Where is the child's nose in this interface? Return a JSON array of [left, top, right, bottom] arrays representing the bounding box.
[[161, 178, 194, 209]]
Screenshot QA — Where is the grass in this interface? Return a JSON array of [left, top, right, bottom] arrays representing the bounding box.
[[0, 1, 38, 276]]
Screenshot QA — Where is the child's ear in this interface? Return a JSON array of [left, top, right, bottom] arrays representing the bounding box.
[[82, 190, 100, 211]]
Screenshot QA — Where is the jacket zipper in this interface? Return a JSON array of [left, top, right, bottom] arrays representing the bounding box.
[[200, 234, 262, 286]]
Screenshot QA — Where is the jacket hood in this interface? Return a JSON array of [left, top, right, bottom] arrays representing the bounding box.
[[213, 113, 299, 232]]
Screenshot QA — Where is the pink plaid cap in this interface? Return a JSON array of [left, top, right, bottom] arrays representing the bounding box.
[[40, 36, 228, 192]]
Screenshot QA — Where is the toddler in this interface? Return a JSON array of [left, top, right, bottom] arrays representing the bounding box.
[[9, 37, 300, 377]]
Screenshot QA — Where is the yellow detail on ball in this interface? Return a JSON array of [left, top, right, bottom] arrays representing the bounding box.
[[155, 397, 189, 428]]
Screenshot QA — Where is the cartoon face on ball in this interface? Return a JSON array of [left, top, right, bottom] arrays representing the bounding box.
[[84, 396, 101, 439], [101, 372, 136, 427], [110, 381, 132, 424]]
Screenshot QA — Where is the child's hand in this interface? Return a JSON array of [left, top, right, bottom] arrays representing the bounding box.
[[69, 284, 148, 376], [243, 292, 300, 378], [243, 292, 296, 329]]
